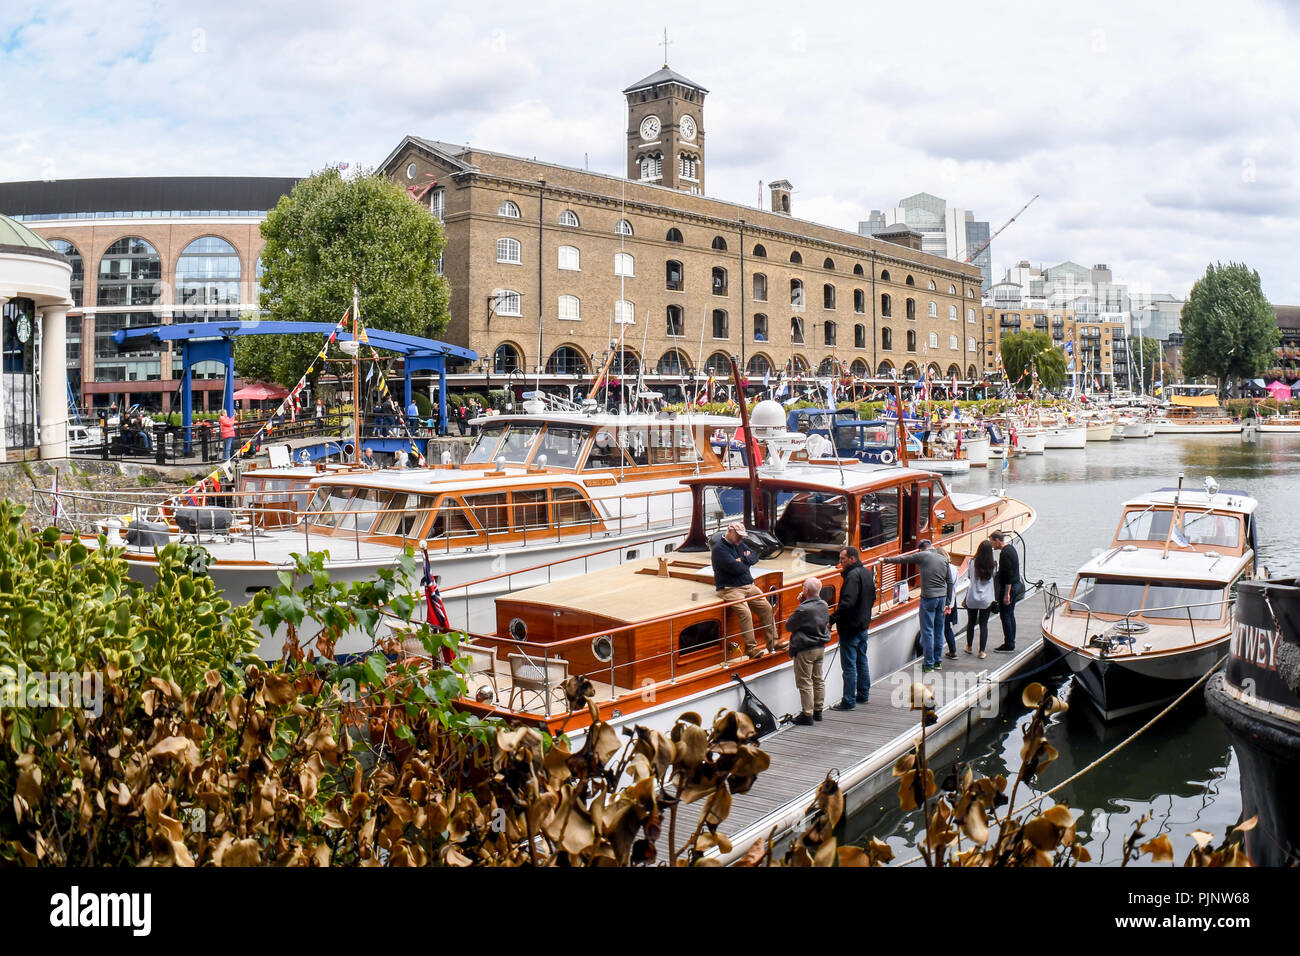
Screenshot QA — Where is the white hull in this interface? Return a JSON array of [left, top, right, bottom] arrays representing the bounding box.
[[1118, 420, 1156, 439], [1017, 431, 1046, 455], [1042, 425, 1088, 449], [910, 457, 971, 474], [1085, 422, 1115, 442], [1153, 420, 1243, 434], [962, 435, 990, 467], [1257, 422, 1300, 433]]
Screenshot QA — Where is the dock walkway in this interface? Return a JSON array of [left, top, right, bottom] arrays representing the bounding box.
[[680, 596, 1054, 864]]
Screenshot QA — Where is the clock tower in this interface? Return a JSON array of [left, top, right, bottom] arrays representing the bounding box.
[[624, 64, 708, 193]]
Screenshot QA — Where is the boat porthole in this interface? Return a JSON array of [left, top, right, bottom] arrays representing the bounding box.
[[592, 635, 614, 662], [509, 617, 528, 640]]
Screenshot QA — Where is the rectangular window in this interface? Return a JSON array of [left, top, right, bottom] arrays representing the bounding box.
[[465, 492, 509, 534], [553, 487, 596, 527], [558, 246, 580, 271], [513, 489, 549, 530], [496, 238, 521, 264]]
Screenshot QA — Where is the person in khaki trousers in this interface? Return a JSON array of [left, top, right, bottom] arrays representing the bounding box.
[[787, 577, 831, 725], [711, 522, 778, 658]]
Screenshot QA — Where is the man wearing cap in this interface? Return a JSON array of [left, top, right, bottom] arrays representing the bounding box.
[[711, 522, 778, 659]]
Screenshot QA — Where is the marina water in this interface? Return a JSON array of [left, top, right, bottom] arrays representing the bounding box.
[[844, 432, 1300, 864]]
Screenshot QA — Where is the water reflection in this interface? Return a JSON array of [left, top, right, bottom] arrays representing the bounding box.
[[844, 433, 1289, 863]]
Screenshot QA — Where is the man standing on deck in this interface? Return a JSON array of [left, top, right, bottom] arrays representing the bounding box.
[[883, 540, 953, 672], [787, 577, 830, 725], [991, 531, 1024, 651], [711, 522, 778, 659], [830, 546, 875, 710]]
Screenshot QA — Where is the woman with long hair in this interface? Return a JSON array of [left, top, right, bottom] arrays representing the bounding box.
[[964, 538, 997, 658]]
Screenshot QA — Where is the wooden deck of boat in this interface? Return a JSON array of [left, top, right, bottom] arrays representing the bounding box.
[[660, 597, 1053, 864]]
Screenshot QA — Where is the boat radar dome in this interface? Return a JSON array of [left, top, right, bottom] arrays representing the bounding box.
[[749, 400, 787, 436]]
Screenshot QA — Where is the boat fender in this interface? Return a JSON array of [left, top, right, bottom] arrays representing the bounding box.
[[1278, 641, 1300, 696], [731, 674, 778, 738], [879, 449, 896, 465]]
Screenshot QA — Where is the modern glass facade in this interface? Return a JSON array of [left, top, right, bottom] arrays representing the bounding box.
[[95, 237, 163, 384]]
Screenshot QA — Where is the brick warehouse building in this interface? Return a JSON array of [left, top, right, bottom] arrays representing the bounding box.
[[0, 176, 296, 412], [380, 65, 986, 396]]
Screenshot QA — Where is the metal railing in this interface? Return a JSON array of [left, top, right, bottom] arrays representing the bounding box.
[[1043, 582, 1234, 652]]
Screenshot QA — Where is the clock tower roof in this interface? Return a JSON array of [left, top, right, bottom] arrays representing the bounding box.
[[623, 66, 709, 95]]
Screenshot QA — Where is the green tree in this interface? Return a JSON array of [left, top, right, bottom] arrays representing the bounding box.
[[1180, 262, 1279, 394], [236, 168, 450, 387], [1000, 331, 1065, 391]]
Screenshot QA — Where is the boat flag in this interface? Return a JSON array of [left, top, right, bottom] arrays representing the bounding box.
[[763, 369, 771, 394], [1152, 380, 1164, 396], [825, 378, 837, 411], [1170, 520, 1190, 549], [421, 549, 454, 663], [1001, 449, 1009, 473]]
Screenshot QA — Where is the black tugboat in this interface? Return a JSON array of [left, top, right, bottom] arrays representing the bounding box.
[[1205, 577, 1300, 866]]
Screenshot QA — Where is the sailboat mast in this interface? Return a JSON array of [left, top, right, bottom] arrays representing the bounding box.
[[352, 285, 361, 464]]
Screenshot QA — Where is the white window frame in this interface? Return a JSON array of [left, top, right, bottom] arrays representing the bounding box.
[[949, 305, 958, 321], [558, 294, 581, 321], [498, 200, 521, 219], [429, 187, 445, 221], [496, 237, 522, 264], [967, 308, 976, 323], [494, 290, 522, 316], [968, 336, 977, 353], [949, 334, 958, 351], [929, 332, 939, 349], [558, 209, 580, 227], [614, 252, 635, 277], [928, 301, 938, 318], [614, 299, 635, 325], [615, 219, 634, 236], [558, 245, 580, 271]]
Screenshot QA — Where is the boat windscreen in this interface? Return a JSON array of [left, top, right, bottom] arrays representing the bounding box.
[[771, 490, 849, 551], [532, 424, 588, 469], [496, 425, 542, 464], [464, 423, 507, 463], [1180, 510, 1241, 548], [1072, 576, 1225, 620]]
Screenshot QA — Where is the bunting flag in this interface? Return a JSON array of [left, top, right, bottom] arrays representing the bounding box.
[[362, 340, 427, 466]]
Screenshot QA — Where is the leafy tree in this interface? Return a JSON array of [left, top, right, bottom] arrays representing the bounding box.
[[1180, 262, 1279, 394], [236, 168, 451, 387], [1000, 331, 1065, 391]]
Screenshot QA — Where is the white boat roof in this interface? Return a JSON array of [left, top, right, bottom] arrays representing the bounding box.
[[707, 460, 946, 490], [1120, 488, 1258, 515], [469, 411, 741, 428], [305, 465, 692, 495], [1077, 545, 1251, 585]]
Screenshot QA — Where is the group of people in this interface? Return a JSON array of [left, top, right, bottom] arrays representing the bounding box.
[[709, 522, 1024, 727]]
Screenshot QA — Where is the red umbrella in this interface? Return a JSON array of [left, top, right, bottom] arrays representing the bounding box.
[[233, 382, 289, 401]]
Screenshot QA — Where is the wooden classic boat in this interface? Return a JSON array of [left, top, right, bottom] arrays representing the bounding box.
[[429, 396, 1036, 739], [1255, 411, 1300, 433], [1153, 392, 1242, 434], [1205, 576, 1300, 866], [1042, 476, 1260, 720]]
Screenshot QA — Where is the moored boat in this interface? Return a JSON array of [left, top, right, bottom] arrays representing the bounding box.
[[1042, 476, 1259, 720]]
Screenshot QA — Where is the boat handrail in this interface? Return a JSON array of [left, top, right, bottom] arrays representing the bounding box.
[[1045, 584, 1234, 650], [1116, 597, 1235, 648]]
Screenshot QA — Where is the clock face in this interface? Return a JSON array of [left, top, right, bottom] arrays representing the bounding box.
[[640, 115, 661, 140], [680, 115, 697, 141]]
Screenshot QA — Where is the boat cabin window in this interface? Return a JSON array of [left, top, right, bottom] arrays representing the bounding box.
[[531, 425, 588, 469], [772, 491, 849, 553], [514, 488, 549, 529], [621, 426, 651, 466], [585, 430, 628, 470], [496, 425, 542, 464], [1179, 510, 1241, 549], [859, 490, 900, 549], [1072, 576, 1225, 620], [678, 619, 721, 655], [464, 423, 507, 464], [336, 487, 394, 533], [465, 492, 508, 533], [373, 493, 437, 537], [675, 426, 701, 463], [837, 423, 893, 452], [918, 482, 933, 532], [305, 486, 354, 529], [552, 487, 596, 528], [429, 499, 477, 539], [1116, 508, 1173, 542]]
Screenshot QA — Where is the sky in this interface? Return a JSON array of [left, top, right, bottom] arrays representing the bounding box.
[[2, 0, 1298, 302]]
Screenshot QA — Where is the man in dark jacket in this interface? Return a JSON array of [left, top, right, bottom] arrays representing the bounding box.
[[787, 577, 830, 725], [830, 546, 876, 710], [711, 522, 777, 658], [991, 531, 1025, 651]]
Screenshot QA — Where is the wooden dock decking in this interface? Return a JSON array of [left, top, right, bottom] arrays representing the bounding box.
[[676, 597, 1055, 864]]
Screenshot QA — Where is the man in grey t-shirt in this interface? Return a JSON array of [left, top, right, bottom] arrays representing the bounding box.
[[882, 540, 954, 672]]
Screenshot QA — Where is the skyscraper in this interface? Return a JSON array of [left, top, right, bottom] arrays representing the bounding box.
[[860, 193, 992, 292]]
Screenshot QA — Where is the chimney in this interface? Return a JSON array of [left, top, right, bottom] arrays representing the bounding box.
[[769, 179, 792, 216]]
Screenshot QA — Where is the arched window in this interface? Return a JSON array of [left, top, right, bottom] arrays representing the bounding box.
[[968, 365, 978, 379], [96, 238, 162, 372], [639, 154, 663, 180], [615, 219, 634, 236], [928, 363, 942, 379], [492, 289, 522, 316], [881, 293, 892, 317], [790, 279, 804, 309], [615, 299, 635, 325], [854, 324, 866, 349], [906, 298, 916, 320], [823, 284, 836, 309], [614, 252, 635, 277], [903, 362, 919, 378], [949, 284, 957, 295], [665, 260, 683, 291], [558, 294, 581, 321], [706, 351, 731, 375], [967, 288, 975, 298], [175, 236, 241, 319], [881, 328, 893, 351], [493, 343, 521, 374], [496, 237, 522, 264], [789, 250, 803, 265], [791, 317, 805, 344], [949, 334, 958, 351], [49, 239, 83, 308], [905, 274, 915, 286], [658, 349, 688, 375], [752, 243, 767, 257], [823, 257, 835, 270], [877, 360, 895, 377], [824, 321, 836, 346], [880, 269, 891, 282], [498, 200, 521, 218], [753, 313, 768, 342], [546, 346, 585, 375], [666, 305, 684, 337], [967, 308, 976, 323], [557, 245, 580, 270], [928, 301, 938, 318], [712, 266, 728, 296], [711, 235, 727, 251], [853, 289, 865, 313], [666, 227, 683, 242], [947, 364, 961, 379], [928, 279, 937, 291], [850, 359, 867, 376], [906, 330, 916, 352], [929, 332, 939, 349], [791, 355, 809, 375], [968, 336, 977, 353], [747, 354, 772, 378], [711, 309, 729, 339], [818, 357, 837, 377], [559, 209, 580, 227], [679, 154, 699, 179], [612, 349, 640, 376], [949, 305, 958, 321], [853, 263, 865, 277]]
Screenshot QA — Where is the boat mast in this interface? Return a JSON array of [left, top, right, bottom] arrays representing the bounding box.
[[730, 355, 766, 528], [352, 285, 361, 465], [1160, 472, 1183, 560], [894, 382, 910, 468]]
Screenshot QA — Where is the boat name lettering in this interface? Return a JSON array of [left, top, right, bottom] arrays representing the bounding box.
[[1230, 621, 1278, 670]]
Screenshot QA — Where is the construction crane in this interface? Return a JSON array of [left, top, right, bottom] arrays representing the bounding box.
[[964, 194, 1039, 264]]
